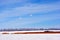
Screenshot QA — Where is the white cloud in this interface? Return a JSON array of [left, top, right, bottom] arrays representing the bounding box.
[[0, 2, 60, 19], [0, 0, 26, 5]]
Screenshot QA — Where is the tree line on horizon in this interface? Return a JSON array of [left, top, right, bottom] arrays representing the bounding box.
[[0, 28, 60, 31]]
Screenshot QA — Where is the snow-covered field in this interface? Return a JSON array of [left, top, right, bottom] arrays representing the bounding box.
[[0, 34, 60, 40]]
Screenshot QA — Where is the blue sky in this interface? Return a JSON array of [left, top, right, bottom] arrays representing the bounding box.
[[0, 0, 60, 29]]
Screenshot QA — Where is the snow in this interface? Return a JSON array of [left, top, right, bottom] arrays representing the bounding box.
[[0, 34, 60, 40]]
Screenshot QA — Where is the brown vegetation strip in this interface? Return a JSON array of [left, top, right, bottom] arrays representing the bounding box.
[[12, 32, 60, 34], [1, 31, 60, 34], [2, 32, 9, 34]]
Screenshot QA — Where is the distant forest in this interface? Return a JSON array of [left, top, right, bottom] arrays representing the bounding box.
[[0, 28, 60, 31]]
